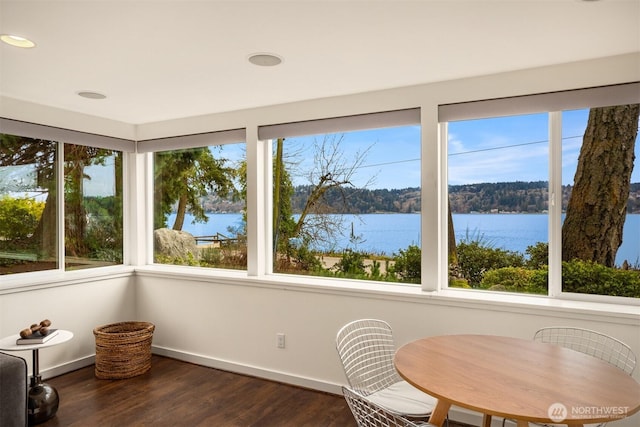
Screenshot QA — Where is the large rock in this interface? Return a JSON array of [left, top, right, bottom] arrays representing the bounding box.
[[153, 228, 200, 262]]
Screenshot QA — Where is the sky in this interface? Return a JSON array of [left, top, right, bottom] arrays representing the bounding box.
[[281, 126, 421, 190], [276, 107, 640, 189], [449, 109, 640, 186]]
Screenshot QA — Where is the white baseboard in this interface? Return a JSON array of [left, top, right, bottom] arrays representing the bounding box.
[[41, 354, 95, 380], [151, 345, 339, 394]]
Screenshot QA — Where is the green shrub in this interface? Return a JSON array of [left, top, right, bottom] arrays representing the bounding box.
[[0, 196, 45, 242], [333, 249, 367, 276], [525, 242, 548, 269], [390, 245, 421, 283], [292, 241, 323, 272], [369, 259, 382, 280], [449, 278, 471, 288], [154, 252, 198, 266], [200, 247, 224, 266], [456, 241, 524, 287], [481, 267, 547, 294], [562, 259, 640, 298]]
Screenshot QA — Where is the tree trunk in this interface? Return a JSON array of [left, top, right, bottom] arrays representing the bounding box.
[[273, 138, 284, 252], [448, 203, 458, 264], [33, 192, 57, 260], [172, 194, 188, 231], [562, 104, 639, 267]]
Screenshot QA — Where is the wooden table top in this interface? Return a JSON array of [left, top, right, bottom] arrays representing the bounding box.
[[394, 334, 640, 426]]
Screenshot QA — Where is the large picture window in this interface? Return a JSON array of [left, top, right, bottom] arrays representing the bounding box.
[[261, 110, 422, 284], [443, 84, 640, 299], [153, 142, 247, 270], [0, 134, 58, 274], [447, 113, 549, 294], [1, 132, 125, 275], [64, 144, 123, 270], [561, 105, 640, 298]]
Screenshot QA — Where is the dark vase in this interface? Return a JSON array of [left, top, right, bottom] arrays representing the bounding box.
[[28, 376, 59, 425]]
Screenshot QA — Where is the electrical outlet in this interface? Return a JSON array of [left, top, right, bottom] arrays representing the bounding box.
[[276, 333, 286, 349]]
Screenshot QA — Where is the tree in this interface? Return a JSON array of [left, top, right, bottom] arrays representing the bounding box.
[[1, 134, 57, 257], [273, 138, 296, 253], [64, 144, 117, 257], [1, 136, 123, 261], [269, 134, 374, 271], [448, 204, 457, 264], [562, 104, 640, 267], [289, 134, 372, 245], [272, 138, 297, 257], [154, 147, 236, 231]]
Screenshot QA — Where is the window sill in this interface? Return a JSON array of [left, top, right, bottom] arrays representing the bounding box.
[[135, 265, 640, 324], [0, 265, 135, 295]]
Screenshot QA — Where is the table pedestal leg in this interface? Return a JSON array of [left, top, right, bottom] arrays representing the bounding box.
[[28, 349, 59, 425], [428, 400, 452, 427]]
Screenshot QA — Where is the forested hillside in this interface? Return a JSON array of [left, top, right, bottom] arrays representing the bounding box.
[[448, 182, 640, 214], [201, 182, 640, 214], [290, 185, 421, 214]]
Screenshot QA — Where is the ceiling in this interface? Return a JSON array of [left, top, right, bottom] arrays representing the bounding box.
[[1, 0, 639, 125]]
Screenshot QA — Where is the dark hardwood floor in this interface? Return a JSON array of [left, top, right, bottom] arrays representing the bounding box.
[[38, 355, 356, 427], [38, 355, 473, 427]]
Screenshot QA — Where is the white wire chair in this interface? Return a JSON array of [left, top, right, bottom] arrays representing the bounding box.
[[533, 327, 636, 375], [336, 319, 437, 419], [503, 326, 637, 427], [342, 386, 435, 427]]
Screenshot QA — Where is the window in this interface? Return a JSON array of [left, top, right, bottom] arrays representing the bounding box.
[[442, 83, 640, 298], [561, 105, 640, 298], [0, 134, 58, 274], [260, 109, 422, 284], [447, 113, 549, 294], [64, 144, 123, 270], [0, 126, 126, 276], [148, 132, 247, 270]]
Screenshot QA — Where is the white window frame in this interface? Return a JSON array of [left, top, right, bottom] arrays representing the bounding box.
[[438, 82, 640, 303], [0, 120, 131, 277], [143, 128, 248, 269], [257, 109, 422, 280]]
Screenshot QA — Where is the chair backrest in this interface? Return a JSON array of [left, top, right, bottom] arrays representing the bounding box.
[[342, 386, 430, 427], [533, 327, 637, 375], [336, 319, 403, 396]]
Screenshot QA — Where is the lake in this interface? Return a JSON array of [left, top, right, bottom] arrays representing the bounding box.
[[167, 212, 640, 265]]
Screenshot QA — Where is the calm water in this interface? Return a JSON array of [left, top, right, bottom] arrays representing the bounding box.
[[167, 212, 640, 265]]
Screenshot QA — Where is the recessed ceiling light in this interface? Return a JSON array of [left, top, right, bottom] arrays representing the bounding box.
[[248, 53, 283, 67], [77, 91, 107, 100], [0, 34, 36, 48]]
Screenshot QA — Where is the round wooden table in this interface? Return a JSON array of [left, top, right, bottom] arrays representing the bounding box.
[[394, 334, 640, 427]]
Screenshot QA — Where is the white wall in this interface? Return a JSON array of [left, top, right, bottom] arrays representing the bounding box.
[[0, 271, 136, 378]]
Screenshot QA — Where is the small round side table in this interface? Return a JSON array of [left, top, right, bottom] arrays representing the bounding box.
[[0, 330, 74, 425]]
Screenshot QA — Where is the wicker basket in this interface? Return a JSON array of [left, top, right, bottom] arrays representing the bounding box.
[[93, 321, 155, 379]]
